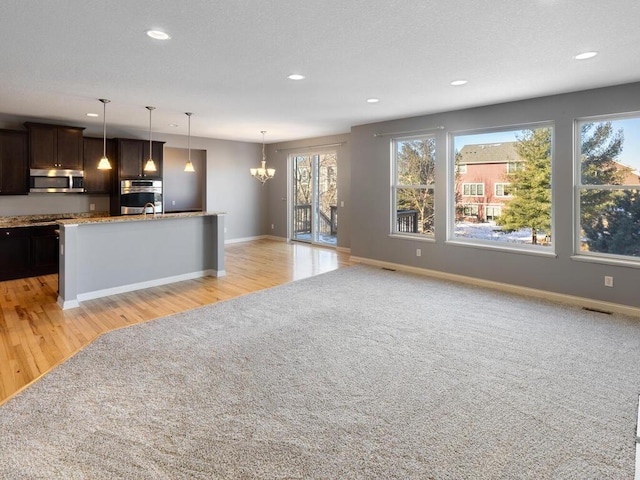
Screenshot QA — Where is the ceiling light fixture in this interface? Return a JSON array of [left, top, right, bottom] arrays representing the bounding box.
[[184, 112, 195, 173], [574, 51, 598, 60], [451, 80, 468, 86], [288, 74, 305, 80], [144, 106, 157, 172], [97, 99, 112, 170], [146, 30, 170, 40], [367, 98, 380, 103], [250, 131, 275, 185]]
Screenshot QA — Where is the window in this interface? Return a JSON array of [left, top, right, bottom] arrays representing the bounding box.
[[507, 162, 523, 173], [463, 204, 479, 216], [462, 183, 484, 196], [576, 114, 640, 260], [392, 135, 436, 236], [452, 126, 553, 248], [457, 164, 467, 174], [495, 183, 512, 197]]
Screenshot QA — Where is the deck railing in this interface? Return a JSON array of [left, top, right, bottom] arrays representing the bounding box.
[[296, 205, 418, 235], [294, 204, 338, 235], [396, 210, 418, 233]]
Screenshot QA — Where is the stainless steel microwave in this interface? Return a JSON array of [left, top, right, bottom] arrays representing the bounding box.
[[29, 169, 85, 193]]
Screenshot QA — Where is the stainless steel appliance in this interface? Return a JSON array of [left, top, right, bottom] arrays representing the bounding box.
[[120, 179, 163, 215], [29, 169, 84, 193]]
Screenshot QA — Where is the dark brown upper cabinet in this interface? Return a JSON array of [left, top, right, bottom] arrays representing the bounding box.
[[115, 138, 164, 180], [83, 137, 114, 194], [25, 122, 85, 170], [0, 129, 28, 195]]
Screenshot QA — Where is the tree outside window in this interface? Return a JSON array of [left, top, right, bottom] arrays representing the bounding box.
[[392, 136, 436, 236], [577, 116, 640, 259], [453, 126, 553, 247]]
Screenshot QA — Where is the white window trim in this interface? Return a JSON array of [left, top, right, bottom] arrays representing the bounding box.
[[391, 135, 437, 238], [448, 122, 555, 255], [573, 113, 640, 264]]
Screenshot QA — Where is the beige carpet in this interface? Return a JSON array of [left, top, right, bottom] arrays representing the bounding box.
[[0, 265, 639, 479]]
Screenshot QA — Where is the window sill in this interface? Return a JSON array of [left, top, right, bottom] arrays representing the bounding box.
[[445, 239, 557, 258], [570, 254, 640, 269], [388, 233, 436, 243]]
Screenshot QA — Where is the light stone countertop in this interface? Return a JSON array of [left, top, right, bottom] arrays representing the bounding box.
[[57, 211, 226, 226], [0, 211, 224, 229]]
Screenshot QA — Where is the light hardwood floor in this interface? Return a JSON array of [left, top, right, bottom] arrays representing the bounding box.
[[0, 239, 355, 406]]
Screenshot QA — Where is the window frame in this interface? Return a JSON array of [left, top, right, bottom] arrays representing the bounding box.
[[390, 134, 437, 239], [573, 112, 640, 265], [448, 122, 556, 257]]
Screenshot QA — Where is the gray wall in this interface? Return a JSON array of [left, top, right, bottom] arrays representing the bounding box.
[[349, 82, 640, 309], [163, 146, 205, 212], [266, 133, 351, 249]]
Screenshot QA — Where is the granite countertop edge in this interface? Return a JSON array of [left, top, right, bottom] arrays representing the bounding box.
[[59, 211, 226, 226], [0, 211, 225, 228]]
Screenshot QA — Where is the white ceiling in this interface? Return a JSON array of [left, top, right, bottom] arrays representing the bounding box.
[[1, 0, 639, 143]]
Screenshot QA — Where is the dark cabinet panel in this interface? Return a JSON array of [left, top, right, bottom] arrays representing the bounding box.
[[30, 226, 59, 276], [56, 127, 84, 169], [83, 137, 114, 194], [25, 122, 85, 170], [0, 129, 28, 195], [117, 138, 144, 178], [0, 228, 31, 281], [116, 138, 163, 179]]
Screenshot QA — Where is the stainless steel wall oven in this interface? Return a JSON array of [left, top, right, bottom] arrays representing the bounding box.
[[120, 179, 163, 215]]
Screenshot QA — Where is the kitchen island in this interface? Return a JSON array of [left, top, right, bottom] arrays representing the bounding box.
[[57, 212, 225, 309]]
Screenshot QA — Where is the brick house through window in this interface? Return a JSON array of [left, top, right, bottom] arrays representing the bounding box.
[[455, 142, 522, 222]]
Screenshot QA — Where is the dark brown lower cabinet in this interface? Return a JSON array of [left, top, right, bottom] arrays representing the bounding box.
[[0, 227, 31, 281], [30, 226, 59, 276], [0, 226, 59, 281]]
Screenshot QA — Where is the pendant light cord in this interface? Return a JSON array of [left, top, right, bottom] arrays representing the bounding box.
[[100, 99, 110, 158]]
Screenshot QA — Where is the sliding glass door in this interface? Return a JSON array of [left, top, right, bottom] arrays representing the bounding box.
[[291, 152, 337, 246]]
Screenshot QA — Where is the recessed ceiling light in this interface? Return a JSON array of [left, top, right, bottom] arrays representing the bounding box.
[[366, 98, 380, 103], [451, 80, 468, 86], [147, 30, 171, 40], [168, 123, 179, 128], [288, 74, 305, 80], [86, 113, 99, 117], [574, 51, 598, 60]]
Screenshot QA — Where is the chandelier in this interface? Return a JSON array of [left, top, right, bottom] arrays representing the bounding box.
[[250, 130, 275, 184]]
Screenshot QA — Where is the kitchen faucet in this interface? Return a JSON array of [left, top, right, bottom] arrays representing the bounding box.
[[142, 202, 156, 217]]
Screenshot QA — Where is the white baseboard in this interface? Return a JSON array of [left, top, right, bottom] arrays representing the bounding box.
[[68, 270, 215, 308], [225, 235, 266, 244], [225, 235, 287, 244], [350, 256, 640, 317]]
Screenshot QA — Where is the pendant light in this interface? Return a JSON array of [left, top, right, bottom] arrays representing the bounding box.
[[184, 112, 195, 172], [97, 99, 112, 170], [250, 130, 275, 184], [144, 106, 157, 172]]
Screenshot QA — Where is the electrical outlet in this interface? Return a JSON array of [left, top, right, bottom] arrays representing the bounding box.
[[89, 203, 95, 211], [224, 227, 227, 233], [172, 200, 176, 205], [271, 224, 274, 229], [341, 201, 344, 207], [604, 276, 614, 287], [416, 248, 421, 257]]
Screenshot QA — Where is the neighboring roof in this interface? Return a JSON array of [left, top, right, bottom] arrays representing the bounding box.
[[458, 142, 522, 165]]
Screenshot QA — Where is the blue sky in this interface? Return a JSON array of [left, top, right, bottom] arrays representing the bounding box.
[[453, 117, 640, 172]]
